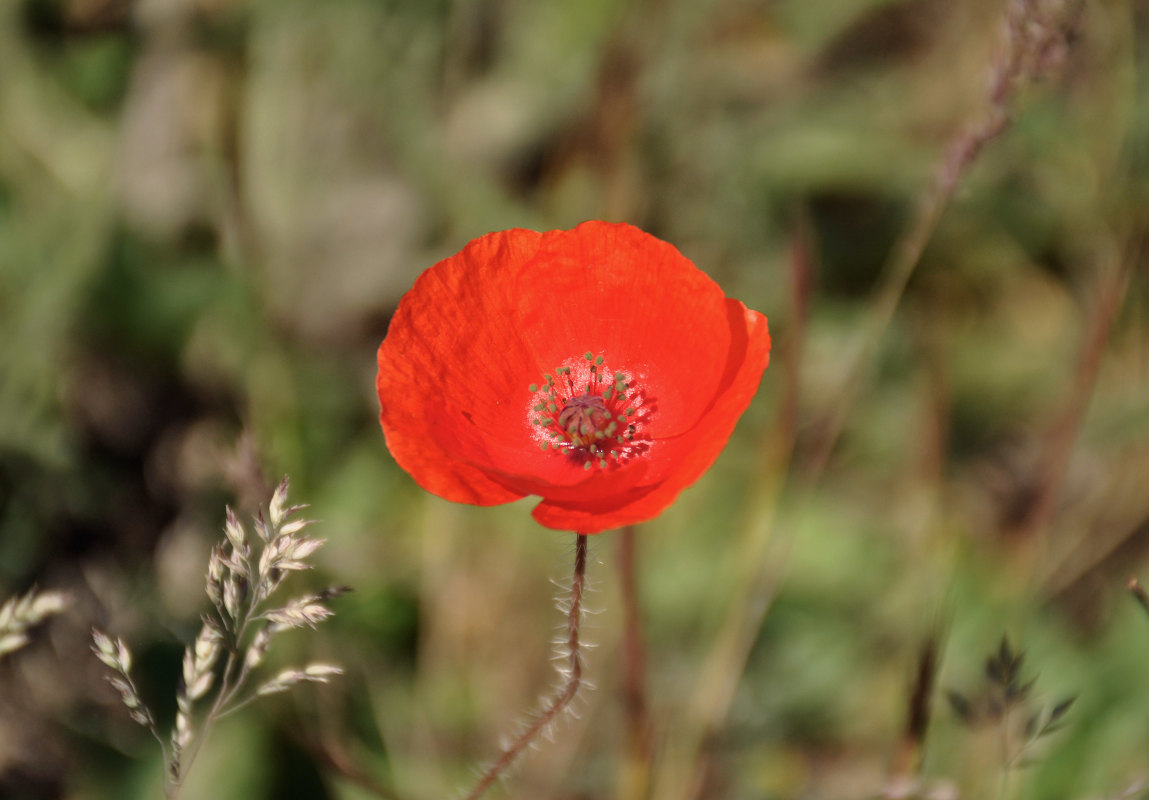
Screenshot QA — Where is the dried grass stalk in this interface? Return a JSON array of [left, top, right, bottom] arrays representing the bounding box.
[[91, 477, 346, 799]]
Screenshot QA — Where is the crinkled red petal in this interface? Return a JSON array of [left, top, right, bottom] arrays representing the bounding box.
[[377, 228, 543, 505], [514, 221, 735, 439], [426, 220, 748, 499], [530, 300, 770, 532]]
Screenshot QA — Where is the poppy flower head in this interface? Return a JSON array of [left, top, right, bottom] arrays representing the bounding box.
[[377, 221, 770, 534]]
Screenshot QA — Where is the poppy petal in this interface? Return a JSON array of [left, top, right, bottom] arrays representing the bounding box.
[[513, 222, 736, 438], [529, 300, 770, 532], [377, 228, 544, 504]]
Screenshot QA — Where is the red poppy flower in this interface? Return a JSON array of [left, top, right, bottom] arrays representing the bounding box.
[[376, 221, 770, 534]]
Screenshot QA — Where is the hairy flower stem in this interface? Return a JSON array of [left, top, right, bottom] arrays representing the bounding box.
[[463, 533, 588, 800]]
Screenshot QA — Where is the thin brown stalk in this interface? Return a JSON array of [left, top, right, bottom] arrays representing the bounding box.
[[805, 0, 1085, 481], [618, 525, 653, 800], [775, 212, 814, 472], [217, 46, 262, 275], [1034, 259, 1131, 544], [462, 533, 589, 800], [890, 634, 942, 782], [1030, 249, 1135, 588]]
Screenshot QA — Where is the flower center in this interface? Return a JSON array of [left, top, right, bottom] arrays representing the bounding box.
[[558, 394, 610, 438], [529, 352, 644, 470]]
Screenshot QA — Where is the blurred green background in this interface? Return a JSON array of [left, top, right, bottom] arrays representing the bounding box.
[[2, 0, 1148, 798]]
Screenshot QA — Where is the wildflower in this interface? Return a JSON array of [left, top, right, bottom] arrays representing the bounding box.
[[376, 221, 770, 533]]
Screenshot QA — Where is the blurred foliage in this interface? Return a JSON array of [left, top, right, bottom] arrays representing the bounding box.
[[1, 0, 1149, 798]]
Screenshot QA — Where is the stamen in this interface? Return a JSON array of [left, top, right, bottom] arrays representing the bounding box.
[[528, 352, 646, 470]]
